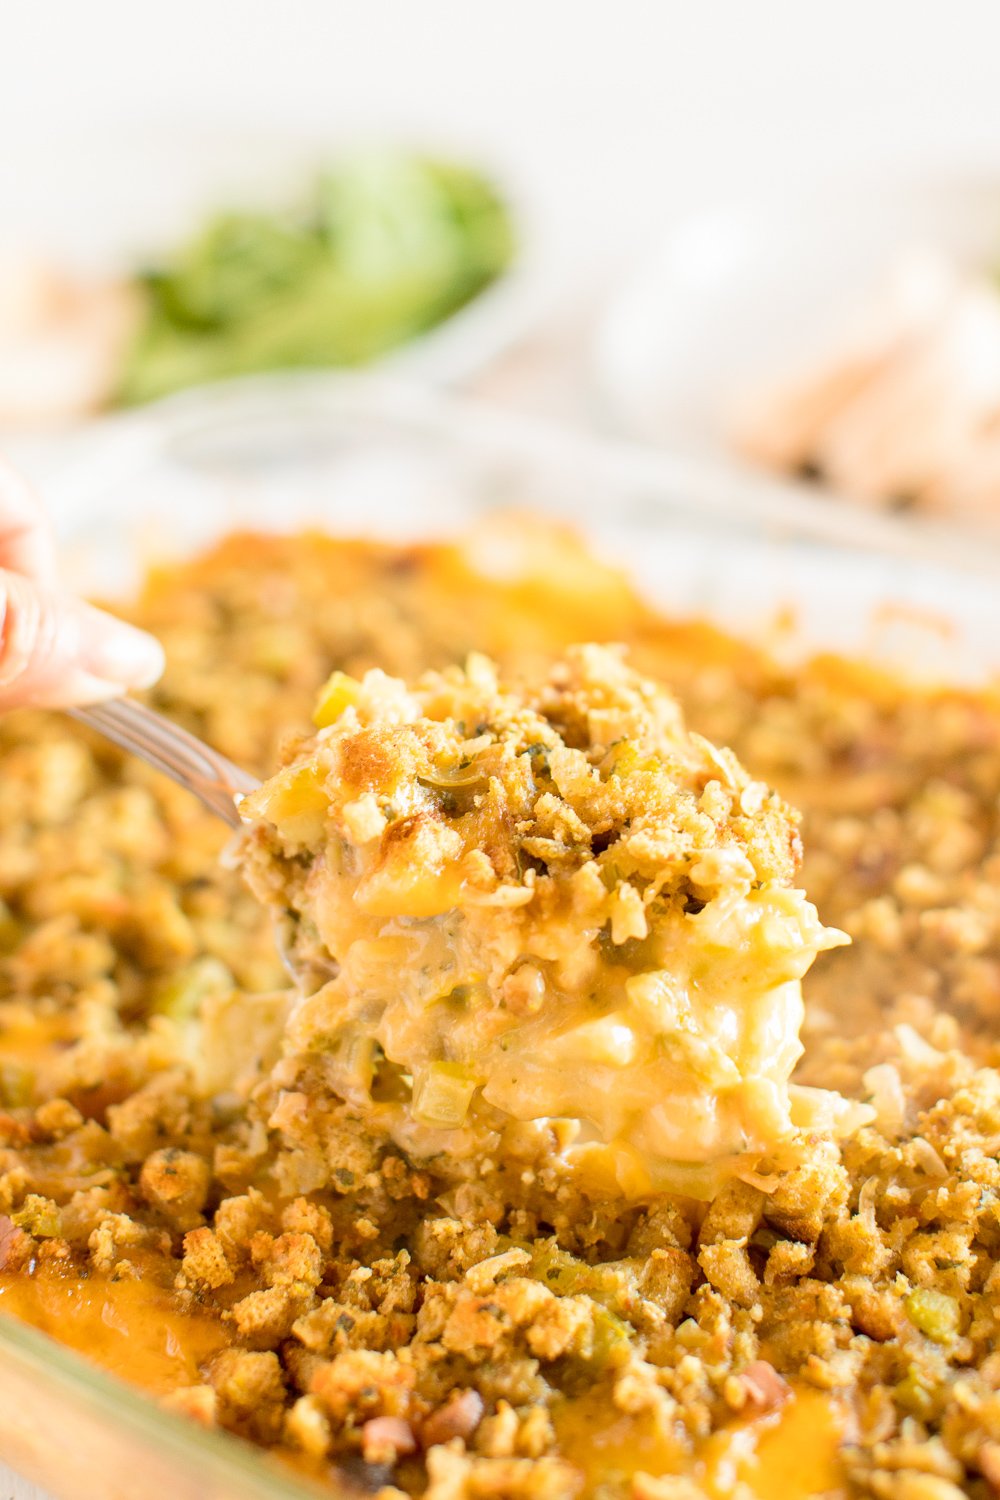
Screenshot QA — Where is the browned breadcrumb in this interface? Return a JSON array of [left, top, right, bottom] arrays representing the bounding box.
[[1, 523, 1000, 1498]]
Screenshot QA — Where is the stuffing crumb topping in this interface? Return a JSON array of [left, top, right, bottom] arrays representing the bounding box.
[[239, 645, 854, 1197]]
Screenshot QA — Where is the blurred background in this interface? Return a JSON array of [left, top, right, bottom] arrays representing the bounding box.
[[7, 0, 1000, 536], [7, 1, 1000, 265]]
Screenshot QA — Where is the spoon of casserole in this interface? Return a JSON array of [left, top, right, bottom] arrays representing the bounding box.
[[235, 644, 868, 1198]]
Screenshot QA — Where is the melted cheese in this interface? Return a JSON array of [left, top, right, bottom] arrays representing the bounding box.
[[0, 1263, 227, 1395], [554, 1385, 847, 1499], [703, 1388, 848, 1499]]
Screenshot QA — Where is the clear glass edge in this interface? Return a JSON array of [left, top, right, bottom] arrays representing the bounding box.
[[39, 369, 1000, 578], [0, 1311, 328, 1500]]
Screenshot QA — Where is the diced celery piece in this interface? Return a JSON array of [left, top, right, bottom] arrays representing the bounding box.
[[13, 1196, 61, 1238], [530, 1244, 631, 1316], [153, 956, 234, 1020], [905, 1287, 960, 1343], [895, 1365, 935, 1417], [250, 624, 302, 674], [0, 899, 20, 953], [323, 1027, 377, 1095], [531, 1244, 592, 1296], [313, 671, 361, 728], [587, 1305, 632, 1369], [411, 1062, 479, 1127], [602, 741, 658, 780], [0, 1063, 33, 1108]]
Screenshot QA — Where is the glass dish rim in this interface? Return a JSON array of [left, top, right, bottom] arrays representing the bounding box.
[[0, 1309, 328, 1499]]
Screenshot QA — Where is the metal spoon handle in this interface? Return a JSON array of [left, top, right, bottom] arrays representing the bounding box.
[[70, 697, 259, 828]]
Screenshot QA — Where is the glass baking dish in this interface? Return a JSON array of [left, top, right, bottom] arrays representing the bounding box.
[[3, 370, 999, 1500]]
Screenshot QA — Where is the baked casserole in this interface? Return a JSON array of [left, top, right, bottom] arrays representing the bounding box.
[[0, 522, 999, 1499]]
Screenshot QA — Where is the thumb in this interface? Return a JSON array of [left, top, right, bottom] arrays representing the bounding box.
[[0, 570, 165, 711]]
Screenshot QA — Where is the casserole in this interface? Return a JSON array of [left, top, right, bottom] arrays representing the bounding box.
[[2, 374, 999, 1500]]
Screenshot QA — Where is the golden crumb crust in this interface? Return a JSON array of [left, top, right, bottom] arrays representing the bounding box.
[[265, 642, 801, 888]]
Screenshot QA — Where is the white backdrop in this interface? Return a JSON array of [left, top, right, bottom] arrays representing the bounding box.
[[3, 0, 1000, 282]]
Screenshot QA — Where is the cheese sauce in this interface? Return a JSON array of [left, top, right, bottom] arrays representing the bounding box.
[[0, 1263, 227, 1396]]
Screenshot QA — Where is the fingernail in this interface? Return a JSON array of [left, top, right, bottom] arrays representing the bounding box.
[[79, 605, 166, 689]]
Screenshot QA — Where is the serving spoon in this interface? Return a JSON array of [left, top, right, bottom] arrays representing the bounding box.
[[71, 696, 259, 828], [70, 697, 333, 987]]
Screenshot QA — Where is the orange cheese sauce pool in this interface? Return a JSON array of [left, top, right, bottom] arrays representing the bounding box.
[[555, 1384, 847, 1499], [0, 1264, 227, 1396], [0, 1012, 78, 1070]]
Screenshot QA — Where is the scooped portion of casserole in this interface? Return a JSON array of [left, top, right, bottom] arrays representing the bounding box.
[[239, 644, 854, 1197]]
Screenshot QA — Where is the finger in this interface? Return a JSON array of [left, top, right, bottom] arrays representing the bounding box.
[[0, 570, 165, 711], [0, 454, 58, 586]]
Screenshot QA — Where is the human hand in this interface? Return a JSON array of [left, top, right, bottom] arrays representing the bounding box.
[[0, 456, 164, 710]]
